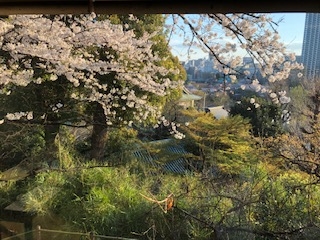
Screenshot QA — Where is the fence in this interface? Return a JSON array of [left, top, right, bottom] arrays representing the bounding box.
[[1, 225, 138, 240]]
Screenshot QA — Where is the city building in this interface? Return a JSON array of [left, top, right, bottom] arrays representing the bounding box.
[[301, 13, 320, 79]]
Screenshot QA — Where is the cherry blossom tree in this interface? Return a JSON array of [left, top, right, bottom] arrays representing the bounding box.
[[166, 14, 304, 106], [0, 13, 305, 163], [0, 14, 183, 161]]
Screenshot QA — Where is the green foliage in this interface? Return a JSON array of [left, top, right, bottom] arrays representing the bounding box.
[[0, 122, 44, 170], [0, 181, 20, 208], [56, 126, 83, 169], [287, 85, 310, 131], [0, 80, 81, 133], [2, 12, 320, 240], [22, 172, 66, 215], [0, 78, 85, 167], [2, 147, 319, 239], [229, 96, 285, 137], [253, 167, 320, 238], [103, 127, 140, 164], [275, 79, 320, 178], [209, 91, 231, 107], [68, 167, 147, 234], [180, 109, 257, 176], [2, 81, 320, 240]]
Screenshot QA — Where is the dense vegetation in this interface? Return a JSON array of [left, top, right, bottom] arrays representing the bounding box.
[[2, 96, 320, 239], [0, 13, 319, 240]]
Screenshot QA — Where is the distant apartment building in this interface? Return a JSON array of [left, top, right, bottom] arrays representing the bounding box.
[[183, 54, 265, 82], [301, 13, 320, 79]]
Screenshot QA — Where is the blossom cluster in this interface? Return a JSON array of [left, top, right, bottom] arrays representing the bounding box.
[[0, 14, 181, 136], [166, 13, 304, 82]]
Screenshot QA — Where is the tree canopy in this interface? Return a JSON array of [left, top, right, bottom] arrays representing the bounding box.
[[0, 14, 185, 161], [1, 12, 319, 240]]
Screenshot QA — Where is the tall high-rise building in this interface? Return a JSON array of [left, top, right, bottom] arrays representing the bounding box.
[[301, 13, 320, 79]]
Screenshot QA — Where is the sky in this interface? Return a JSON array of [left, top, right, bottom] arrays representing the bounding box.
[[169, 13, 306, 61]]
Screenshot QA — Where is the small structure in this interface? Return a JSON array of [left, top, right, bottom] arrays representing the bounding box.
[[1, 202, 33, 240], [205, 106, 229, 119], [132, 139, 190, 174], [178, 86, 202, 109]]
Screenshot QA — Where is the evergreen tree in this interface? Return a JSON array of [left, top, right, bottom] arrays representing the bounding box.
[[229, 96, 285, 138], [179, 109, 256, 176]]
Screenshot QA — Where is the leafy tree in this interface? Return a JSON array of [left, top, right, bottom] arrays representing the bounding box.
[[179, 109, 256, 176], [0, 12, 315, 240], [287, 84, 309, 131], [229, 96, 285, 137], [101, 127, 140, 165], [0, 14, 184, 163], [274, 78, 320, 178], [0, 12, 305, 164], [0, 122, 44, 171], [167, 14, 303, 133], [252, 170, 319, 239], [0, 79, 79, 166], [104, 14, 188, 141]]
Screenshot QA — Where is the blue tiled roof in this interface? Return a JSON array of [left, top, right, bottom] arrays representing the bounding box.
[[132, 139, 189, 174]]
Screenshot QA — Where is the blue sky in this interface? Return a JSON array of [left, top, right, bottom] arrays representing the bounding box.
[[169, 13, 306, 61], [271, 13, 306, 55]]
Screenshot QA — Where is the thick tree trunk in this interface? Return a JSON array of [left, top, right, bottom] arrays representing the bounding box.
[[90, 102, 108, 161]]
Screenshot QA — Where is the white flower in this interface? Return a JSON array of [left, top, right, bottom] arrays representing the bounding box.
[[230, 75, 237, 82], [278, 91, 286, 97], [6, 113, 16, 120], [26, 111, 33, 120], [50, 74, 58, 81], [269, 92, 277, 99], [272, 98, 279, 104], [279, 96, 291, 104], [252, 79, 260, 85], [56, 103, 63, 108], [268, 75, 276, 82]]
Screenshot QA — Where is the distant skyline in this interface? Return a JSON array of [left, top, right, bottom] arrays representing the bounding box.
[[169, 13, 306, 61], [301, 13, 320, 79]]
